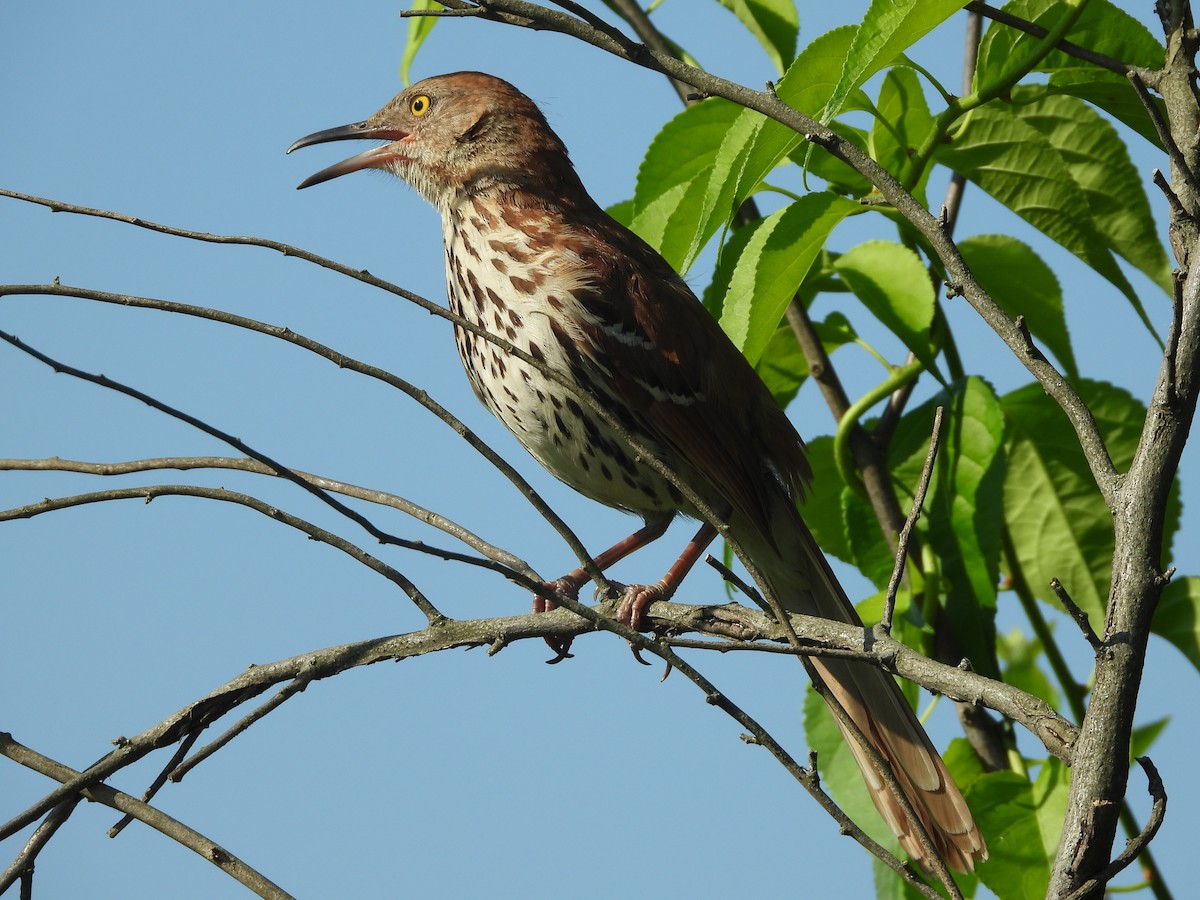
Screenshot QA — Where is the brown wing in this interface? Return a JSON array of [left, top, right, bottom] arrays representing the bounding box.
[[559, 211, 811, 534]]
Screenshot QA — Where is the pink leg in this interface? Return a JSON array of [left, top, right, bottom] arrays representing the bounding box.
[[538, 516, 673, 663], [614, 521, 719, 630]]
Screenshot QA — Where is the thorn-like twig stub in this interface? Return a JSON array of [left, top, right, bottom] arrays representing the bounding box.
[[944, 281, 962, 298], [684, 91, 710, 102], [1050, 578, 1103, 650]]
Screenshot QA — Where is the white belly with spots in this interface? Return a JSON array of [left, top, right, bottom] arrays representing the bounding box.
[[441, 210, 678, 515]]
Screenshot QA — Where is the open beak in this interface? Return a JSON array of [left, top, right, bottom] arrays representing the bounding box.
[[287, 122, 411, 189]]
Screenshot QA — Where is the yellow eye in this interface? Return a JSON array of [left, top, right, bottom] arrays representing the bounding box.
[[410, 95, 431, 116]]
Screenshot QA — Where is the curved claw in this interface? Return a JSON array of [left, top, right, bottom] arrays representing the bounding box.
[[536, 578, 582, 664], [544, 641, 575, 665], [629, 643, 653, 666]]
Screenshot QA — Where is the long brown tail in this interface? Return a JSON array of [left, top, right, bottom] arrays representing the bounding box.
[[737, 506, 988, 873]]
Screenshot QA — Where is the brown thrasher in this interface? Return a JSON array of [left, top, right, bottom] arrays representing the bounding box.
[[289, 71, 986, 873]]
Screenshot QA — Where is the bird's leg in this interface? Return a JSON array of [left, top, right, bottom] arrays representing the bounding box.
[[537, 515, 673, 663], [614, 521, 719, 631]]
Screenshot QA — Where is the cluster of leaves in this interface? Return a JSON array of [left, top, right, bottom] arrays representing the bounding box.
[[404, 1, 1197, 894]]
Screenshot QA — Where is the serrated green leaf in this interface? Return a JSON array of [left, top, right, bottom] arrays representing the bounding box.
[[719, 193, 859, 363], [1153, 575, 1200, 672], [714, 0, 799, 74], [977, 0, 1165, 145], [967, 761, 1068, 899], [631, 98, 743, 217], [891, 378, 1006, 678], [870, 67, 935, 193], [400, 0, 439, 87], [959, 234, 1077, 380], [1016, 91, 1171, 294], [682, 27, 857, 272], [1001, 380, 1182, 627], [833, 241, 940, 376], [939, 103, 1160, 340], [823, 0, 964, 124]]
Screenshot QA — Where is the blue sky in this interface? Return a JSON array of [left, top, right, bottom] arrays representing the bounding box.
[[1, 2, 1193, 897]]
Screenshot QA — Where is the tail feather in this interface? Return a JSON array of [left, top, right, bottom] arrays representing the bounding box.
[[735, 505, 988, 874]]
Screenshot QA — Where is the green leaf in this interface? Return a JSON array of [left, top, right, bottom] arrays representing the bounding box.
[[939, 103, 1161, 340], [682, 27, 857, 272], [842, 484, 896, 590], [714, 0, 799, 74], [630, 176, 712, 272], [753, 312, 857, 408], [822, 0, 965, 124], [968, 761, 1068, 899], [833, 241, 940, 376], [1153, 575, 1200, 673], [998, 627, 1061, 708], [718, 193, 859, 363], [1015, 91, 1171, 294], [606, 198, 634, 227], [959, 235, 1077, 380], [631, 98, 743, 218], [977, 0, 1165, 145], [800, 436, 854, 565], [625, 98, 743, 269], [1130, 717, 1169, 762], [869, 67, 935, 192], [891, 378, 1006, 678], [399, 0, 439, 87], [1001, 380, 1183, 627]]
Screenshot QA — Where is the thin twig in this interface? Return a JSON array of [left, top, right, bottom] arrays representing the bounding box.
[[0, 798, 80, 894], [0, 455, 533, 577], [0, 485, 449, 609], [170, 676, 314, 783], [0, 734, 294, 900], [0, 327, 448, 624], [108, 731, 202, 838], [1050, 578, 1103, 650], [963, 2, 1130, 75], [881, 407, 944, 633], [1128, 70, 1197, 189]]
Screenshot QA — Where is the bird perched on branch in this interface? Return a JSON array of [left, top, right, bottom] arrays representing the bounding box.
[[289, 71, 986, 873]]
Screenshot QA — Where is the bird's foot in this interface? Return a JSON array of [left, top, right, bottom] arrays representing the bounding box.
[[535, 578, 581, 664], [613, 582, 670, 667]]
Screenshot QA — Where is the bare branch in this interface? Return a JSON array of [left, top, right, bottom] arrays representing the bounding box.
[[0, 455, 532, 576], [0, 734, 295, 900], [0, 798, 80, 894]]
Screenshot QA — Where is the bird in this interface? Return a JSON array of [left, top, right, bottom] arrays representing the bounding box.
[[288, 71, 987, 874]]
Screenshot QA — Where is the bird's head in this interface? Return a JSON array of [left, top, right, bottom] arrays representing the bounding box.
[[288, 71, 574, 208]]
